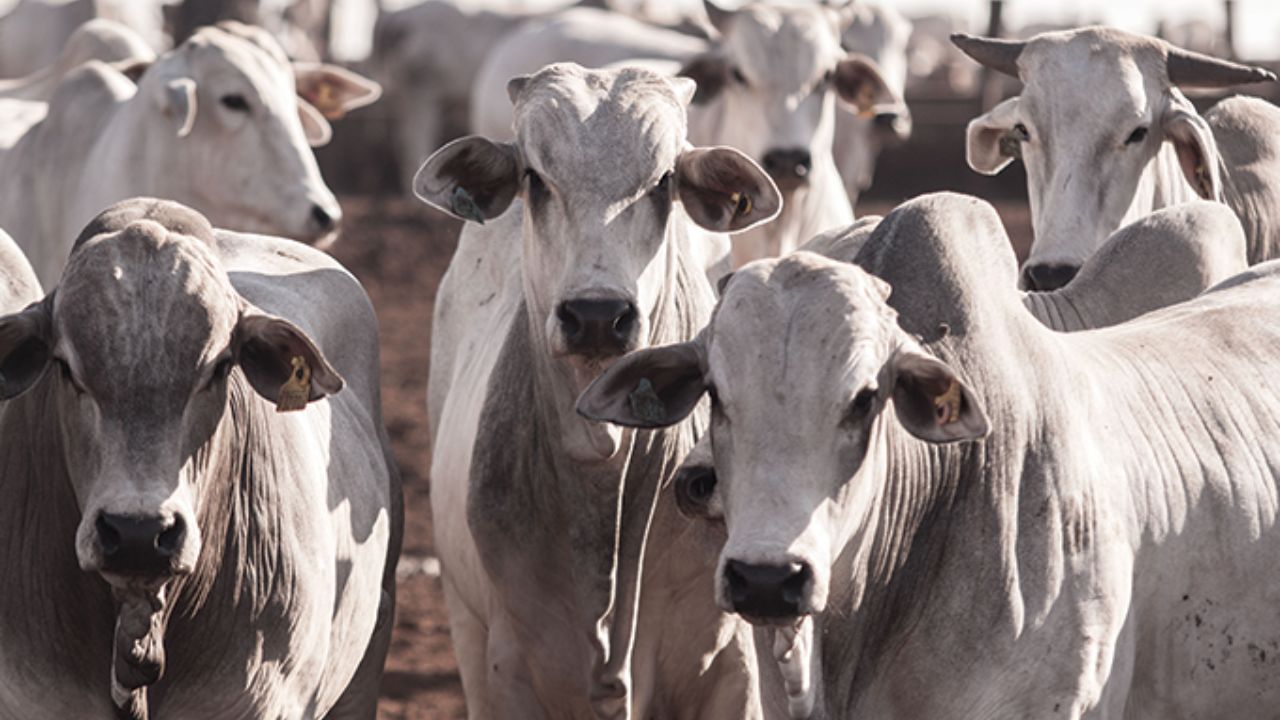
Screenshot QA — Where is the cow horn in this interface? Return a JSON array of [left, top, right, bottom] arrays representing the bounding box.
[[950, 33, 1025, 78], [1165, 46, 1277, 88]]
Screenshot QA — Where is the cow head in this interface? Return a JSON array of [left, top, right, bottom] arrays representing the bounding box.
[[0, 200, 342, 588], [578, 253, 987, 620], [138, 23, 379, 247], [414, 63, 780, 462], [955, 26, 1274, 290], [679, 1, 893, 193]]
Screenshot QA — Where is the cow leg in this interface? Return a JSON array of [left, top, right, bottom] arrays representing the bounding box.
[[442, 576, 497, 720], [322, 587, 396, 720]]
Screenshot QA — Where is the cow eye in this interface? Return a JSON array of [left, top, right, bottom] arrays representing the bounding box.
[[1011, 123, 1030, 141], [1125, 126, 1149, 145], [56, 358, 84, 394], [205, 356, 235, 391], [730, 67, 748, 86], [842, 387, 878, 427], [220, 94, 250, 112], [674, 465, 718, 518]]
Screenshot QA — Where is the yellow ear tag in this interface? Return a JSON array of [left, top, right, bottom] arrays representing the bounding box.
[[276, 356, 311, 413], [933, 379, 962, 425], [1195, 164, 1213, 198]]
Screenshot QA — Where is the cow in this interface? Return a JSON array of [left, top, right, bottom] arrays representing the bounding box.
[[0, 198, 401, 719], [469, 2, 896, 266], [953, 26, 1279, 289], [0, 22, 379, 289], [0, 19, 154, 102], [417, 63, 782, 718], [0, 225, 41, 311], [580, 191, 1280, 719]]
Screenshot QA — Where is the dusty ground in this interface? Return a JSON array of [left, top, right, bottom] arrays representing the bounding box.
[[327, 194, 1033, 719]]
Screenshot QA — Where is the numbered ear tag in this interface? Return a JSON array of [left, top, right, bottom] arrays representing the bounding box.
[[451, 186, 486, 224], [628, 378, 667, 425], [276, 356, 311, 413], [933, 379, 962, 425]]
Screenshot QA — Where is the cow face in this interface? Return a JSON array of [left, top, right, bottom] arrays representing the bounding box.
[[142, 24, 379, 247], [0, 201, 341, 588], [959, 27, 1271, 290], [414, 64, 779, 461], [578, 253, 987, 622], [680, 2, 891, 193]]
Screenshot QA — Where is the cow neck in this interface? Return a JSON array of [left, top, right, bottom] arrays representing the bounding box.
[[520, 222, 710, 715], [1126, 144, 1206, 239], [1213, 154, 1265, 263]]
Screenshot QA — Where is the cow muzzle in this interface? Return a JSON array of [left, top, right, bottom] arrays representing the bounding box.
[[723, 559, 814, 622], [93, 512, 193, 579], [556, 298, 640, 360], [1021, 262, 1079, 291], [761, 148, 813, 192]]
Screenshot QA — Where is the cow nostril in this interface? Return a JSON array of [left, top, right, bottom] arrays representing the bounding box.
[[96, 515, 121, 556], [1023, 263, 1080, 292], [557, 302, 583, 341], [156, 515, 186, 556], [612, 304, 638, 341], [782, 563, 812, 605], [310, 204, 334, 231]]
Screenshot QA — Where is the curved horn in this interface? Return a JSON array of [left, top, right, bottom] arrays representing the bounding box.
[[950, 33, 1025, 78], [1165, 45, 1277, 88]]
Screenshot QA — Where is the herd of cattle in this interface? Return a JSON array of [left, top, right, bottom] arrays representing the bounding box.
[[2, 1, 1280, 718]]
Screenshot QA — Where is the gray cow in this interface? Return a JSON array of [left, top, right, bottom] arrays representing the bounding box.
[[418, 63, 781, 718], [581, 192, 1280, 718], [955, 26, 1278, 289], [0, 199, 401, 719]]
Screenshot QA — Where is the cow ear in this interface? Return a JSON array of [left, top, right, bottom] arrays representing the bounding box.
[[236, 310, 343, 411], [833, 54, 890, 115], [678, 53, 731, 105], [413, 136, 521, 223], [703, 0, 735, 34], [293, 62, 381, 120], [0, 300, 52, 401], [577, 341, 706, 428], [157, 77, 197, 138], [965, 96, 1021, 175], [677, 146, 781, 233], [297, 98, 332, 147], [888, 348, 988, 443], [1162, 91, 1221, 201]]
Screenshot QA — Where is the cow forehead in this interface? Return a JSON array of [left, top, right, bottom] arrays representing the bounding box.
[[726, 4, 843, 92], [710, 255, 897, 403], [184, 25, 292, 95], [1020, 28, 1164, 121], [55, 222, 238, 406], [513, 65, 686, 197]]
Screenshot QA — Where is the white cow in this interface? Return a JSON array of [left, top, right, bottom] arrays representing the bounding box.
[[0, 22, 379, 288], [0, 198, 400, 719], [0, 18, 154, 102], [954, 26, 1278, 289], [581, 192, 1280, 719], [470, 2, 896, 266], [419, 63, 782, 718]]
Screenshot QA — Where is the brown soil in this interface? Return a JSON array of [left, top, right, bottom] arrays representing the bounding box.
[[328, 194, 1033, 720]]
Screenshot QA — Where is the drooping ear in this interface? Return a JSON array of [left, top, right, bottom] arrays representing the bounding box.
[[293, 62, 382, 120], [676, 146, 782, 233], [833, 53, 890, 115], [887, 348, 988, 443], [0, 299, 53, 401], [576, 341, 706, 428], [236, 310, 344, 411], [412, 136, 521, 223], [296, 98, 332, 147], [114, 57, 152, 83], [965, 96, 1022, 175], [677, 52, 731, 105], [157, 77, 197, 137], [1161, 91, 1221, 201]]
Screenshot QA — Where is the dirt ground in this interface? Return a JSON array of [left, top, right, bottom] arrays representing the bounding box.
[[327, 194, 1033, 719]]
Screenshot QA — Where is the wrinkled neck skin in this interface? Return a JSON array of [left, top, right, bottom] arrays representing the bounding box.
[[0, 375, 255, 719], [511, 221, 713, 717], [1028, 143, 1201, 269]]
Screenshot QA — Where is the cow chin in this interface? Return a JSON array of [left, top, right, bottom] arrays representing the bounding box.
[[562, 356, 625, 463]]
